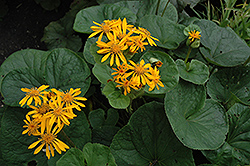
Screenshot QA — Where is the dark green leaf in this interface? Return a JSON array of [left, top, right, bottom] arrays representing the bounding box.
[[83, 37, 97, 65], [1, 68, 46, 106], [45, 48, 91, 95], [111, 101, 195, 165], [92, 63, 112, 85], [41, 21, 82, 52], [139, 15, 186, 49], [34, 0, 60, 11], [202, 103, 250, 165], [0, 107, 48, 166], [137, 0, 178, 22], [0, 49, 49, 91], [196, 19, 250, 67], [89, 108, 119, 146], [176, 59, 209, 84], [102, 81, 130, 109], [165, 80, 228, 150], [83, 143, 117, 166], [207, 66, 250, 105], [73, 4, 137, 34], [63, 110, 91, 150], [56, 148, 85, 166], [141, 51, 179, 94]]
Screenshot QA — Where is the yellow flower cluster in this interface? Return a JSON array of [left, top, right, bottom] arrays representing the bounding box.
[[19, 85, 87, 159], [188, 30, 201, 42], [111, 59, 164, 95], [89, 18, 159, 66]]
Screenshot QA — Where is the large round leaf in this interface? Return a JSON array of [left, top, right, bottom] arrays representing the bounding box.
[[102, 81, 130, 109], [41, 21, 82, 52], [89, 108, 120, 146], [0, 107, 51, 166], [63, 110, 91, 150], [83, 143, 117, 166], [83, 37, 97, 65], [92, 63, 112, 85], [0, 49, 49, 91], [196, 19, 250, 67], [137, 0, 178, 22], [45, 48, 91, 95], [141, 51, 179, 94], [139, 15, 186, 50], [57, 143, 117, 166], [110, 101, 195, 165], [73, 4, 137, 34], [202, 103, 250, 165], [176, 59, 209, 85], [165, 80, 228, 150], [207, 66, 250, 105], [1, 68, 46, 106]]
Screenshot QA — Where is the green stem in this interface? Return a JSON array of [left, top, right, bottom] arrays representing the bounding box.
[[243, 55, 250, 66], [61, 130, 76, 148], [184, 47, 192, 64], [155, 0, 161, 15], [161, 0, 170, 17]]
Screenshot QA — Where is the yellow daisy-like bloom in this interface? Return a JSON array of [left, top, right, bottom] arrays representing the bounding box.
[[46, 95, 77, 128], [127, 35, 148, 53], [126, 59, 152, 86], [52, 88, 87, 111], [19, 85, 49, 107], [148, 66, 164, 91], [89, 19, 120, 41], [116, 18, 134, 41], [28, 120, 69, 159], [115, 78, 138, 96], [135, 27, 159, 46], [188, 30, 201, 42], [22, 115, 40, 136], [28, 100, 51, 119], [111, 63, 131, 80], [96, 33, 130, 66]]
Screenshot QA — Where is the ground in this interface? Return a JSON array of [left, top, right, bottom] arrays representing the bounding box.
[[0, 0, 73, 66]]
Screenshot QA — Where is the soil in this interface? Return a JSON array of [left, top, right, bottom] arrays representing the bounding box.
[[0, 0, 73, 66]]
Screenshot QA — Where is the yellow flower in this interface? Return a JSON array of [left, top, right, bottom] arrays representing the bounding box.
[[135, 27, 159, 46], [111, 63, 132, 80], [115, 78, 138, 96], [52, 88, 87, 111], [126, 59, 152, 86], [147, 66, 164, 91], [188, 30, 201, 42], [46, 95, 77, 128], [28, 120, 69, 159], [96, 33, 129, 66], [19, 85, 49, 107], [22, 115, 40, 136], [127, 35, 148, 53], [116, 18, 134, 41], [28, 100, 51, 119], [89, 19, 120, 41]]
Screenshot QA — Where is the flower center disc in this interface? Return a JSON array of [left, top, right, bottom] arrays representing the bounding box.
[[135, 66, 145, 76], [29, 88, 40, 97], [111, 44, 121, 54], [102, 24, 110, 33], [63, 93, 73, 103], [42, 133, 55, 143]]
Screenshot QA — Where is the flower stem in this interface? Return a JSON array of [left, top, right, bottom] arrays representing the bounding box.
[[156, 0, 161, 15], [243, 55, 250, 66], [184, 47, 192, 64], [61, 130, 76, 148], [161, 0, 170, 17]]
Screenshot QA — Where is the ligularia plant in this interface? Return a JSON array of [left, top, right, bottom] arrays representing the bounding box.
[[1, 0, 250, 165]]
